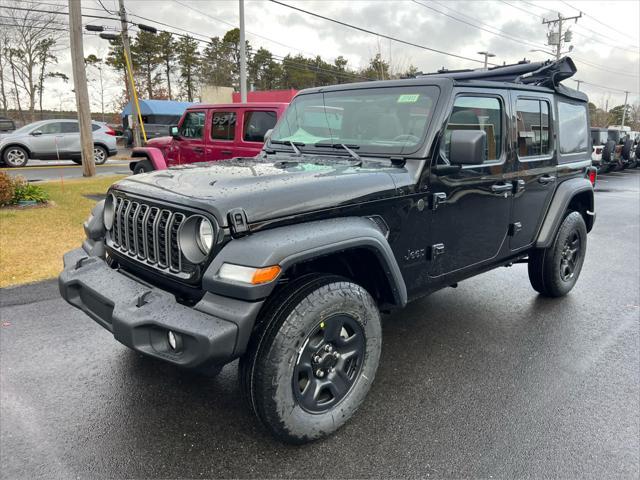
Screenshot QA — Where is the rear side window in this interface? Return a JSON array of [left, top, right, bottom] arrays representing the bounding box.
[[558, 101, 588, 155], [211, 112, 236, 141], [179, 111, 205, 139], [243, 111, 277, 142], [442, 96, 502, 161], [516, 99, 551, 157], [61, 122, 79, 133], [92, 124, 100, 132]]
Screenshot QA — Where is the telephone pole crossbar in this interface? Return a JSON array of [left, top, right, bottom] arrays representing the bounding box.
[[543, 12, 582, 59]]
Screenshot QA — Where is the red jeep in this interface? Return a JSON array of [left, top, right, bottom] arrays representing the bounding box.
[[129, 103, 288, 173]]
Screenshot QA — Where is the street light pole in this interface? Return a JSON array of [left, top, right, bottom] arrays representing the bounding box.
[[68, 0, 95, 177], [477, 51, 495, 69], [573, 79, 582, 91], [239, 0, 247, 103], [118, 0, 143, 147]]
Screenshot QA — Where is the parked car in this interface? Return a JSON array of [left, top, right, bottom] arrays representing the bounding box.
[[606, 125, 636, 170], [590, 127, 610, 170], [128, 103, 288, 174], [60, 57, 596, 443], [0, 116, 16, 134], [0, 119, 117, 167]]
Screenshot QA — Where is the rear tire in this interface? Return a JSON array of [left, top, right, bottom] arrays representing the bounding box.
[[239, 274, 382, 444], [528, 211, 587, 298], [133, 159, 152, 174]]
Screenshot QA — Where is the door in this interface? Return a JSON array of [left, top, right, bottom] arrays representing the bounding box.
[[510, 95, 556, 250], [207, 110, 238, 160], [29, 121, 65, 159], [59, 121, 81, 155], [428, 93, 512, 278], [168, 110, 206, 165], [236, 109, 279, 157]]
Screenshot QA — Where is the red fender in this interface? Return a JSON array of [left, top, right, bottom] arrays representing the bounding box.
[[129, 147, 168, 172]]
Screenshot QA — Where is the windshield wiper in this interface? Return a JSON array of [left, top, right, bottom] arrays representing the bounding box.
[[270, 139, 305, 156], [314, 143, 361, 162]]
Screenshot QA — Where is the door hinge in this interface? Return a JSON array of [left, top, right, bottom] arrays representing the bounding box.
[[431, 192, 447, 211], [515, 179, 525, 193], [228, 208, 249, 237], [509, 222, 523, 236], [429, 243, 445, 259]]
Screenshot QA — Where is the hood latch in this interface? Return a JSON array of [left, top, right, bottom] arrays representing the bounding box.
[[228, 208, 250, 237]]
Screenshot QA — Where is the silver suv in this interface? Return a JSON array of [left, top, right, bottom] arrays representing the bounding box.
[[0, 119, 118, 167]]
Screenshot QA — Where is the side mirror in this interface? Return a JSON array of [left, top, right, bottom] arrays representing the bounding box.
[[263, 128, 273, 144], [449, 129, 487, 165], [31, 130, 42, 136], [170, 126, 179, 139]]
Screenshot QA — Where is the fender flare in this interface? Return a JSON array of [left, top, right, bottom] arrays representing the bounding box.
[[129, 146, 167, 172], [202, 217, 408, 307], [535, 177, 594, 249]]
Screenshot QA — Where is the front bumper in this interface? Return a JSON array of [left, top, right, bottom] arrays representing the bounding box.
[[59, 248, 263, 369]]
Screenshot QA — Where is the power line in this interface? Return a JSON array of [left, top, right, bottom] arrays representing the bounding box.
[[579, 80, 638, 95], [268, 0, 495, 66], [559, 0, 638, 41]]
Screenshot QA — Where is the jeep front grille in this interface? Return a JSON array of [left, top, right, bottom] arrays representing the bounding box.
[[109, 196, 197, 276]]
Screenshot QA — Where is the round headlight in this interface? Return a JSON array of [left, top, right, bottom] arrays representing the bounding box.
[[104, 193, 116, 230], [197, 217, 214, 253]]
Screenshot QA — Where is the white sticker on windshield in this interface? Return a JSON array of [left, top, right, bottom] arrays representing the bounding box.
[[397, 94, 420, 103]]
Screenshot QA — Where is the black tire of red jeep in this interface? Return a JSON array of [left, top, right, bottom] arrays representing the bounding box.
[[133, 159, 152, 174], [239, 274, 382, 444], [528, 211, 587, 298]]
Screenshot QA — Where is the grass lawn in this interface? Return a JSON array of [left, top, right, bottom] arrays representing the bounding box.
[[0, 175, 125, 288]]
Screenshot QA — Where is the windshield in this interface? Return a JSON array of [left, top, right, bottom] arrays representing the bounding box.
[[270, 86, 439, 155], [9, 122, 43, 135]]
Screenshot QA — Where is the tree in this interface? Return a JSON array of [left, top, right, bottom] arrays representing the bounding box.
[[156, 31, 177, 100], [360, 53, 390, 81], [609, 104, 632, 126], [2, 4, 64, 122], [176, 36, 200, 102], [221, 28, 252, 89], [132, 31, 162, 98], [249, 47, 281, 90], [200, 36, 234, 87]]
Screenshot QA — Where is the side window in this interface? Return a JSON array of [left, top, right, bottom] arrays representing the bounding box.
[[558, 101, 588, 155], [243, 111, 277, 142], [442, 96, 502, 162], [179, 111, 205, 139], [211, 112, 237, 141], [61, 122, 80, 133], [38, 122, 63, 134], [516, 99, 551, 157], [91, 124, 101, 132]]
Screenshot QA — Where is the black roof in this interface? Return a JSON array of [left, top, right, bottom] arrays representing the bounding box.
[[298, 57, 587, 103]]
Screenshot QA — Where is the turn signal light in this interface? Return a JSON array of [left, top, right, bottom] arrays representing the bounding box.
[[251, 266, 281, 284], [218, 263, 281, 285]]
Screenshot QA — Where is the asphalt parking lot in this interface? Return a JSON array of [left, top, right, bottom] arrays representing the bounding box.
[[1, 170, 638, 479]]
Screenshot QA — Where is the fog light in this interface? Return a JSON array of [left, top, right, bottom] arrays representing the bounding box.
[[167, 330, 181, 351]]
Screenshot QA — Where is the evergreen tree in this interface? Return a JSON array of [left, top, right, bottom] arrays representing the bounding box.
[[176, 35, 200, 102]]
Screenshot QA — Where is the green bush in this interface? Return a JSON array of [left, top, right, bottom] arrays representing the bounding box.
[[13, 182, 49, 203], [0, 173, 49, 206]]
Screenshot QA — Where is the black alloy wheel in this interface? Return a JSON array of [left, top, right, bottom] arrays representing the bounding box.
[[559, 230, 581, 282], [293, 313, 365, 413]]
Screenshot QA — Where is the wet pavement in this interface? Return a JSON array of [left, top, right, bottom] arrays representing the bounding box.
[[0, 170, 638, 478]]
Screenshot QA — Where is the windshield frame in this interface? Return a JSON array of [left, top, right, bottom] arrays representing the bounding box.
[[267, 84, 442, 159]]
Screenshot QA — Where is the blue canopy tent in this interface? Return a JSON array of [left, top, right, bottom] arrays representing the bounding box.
[[121, 100, 194, 128]]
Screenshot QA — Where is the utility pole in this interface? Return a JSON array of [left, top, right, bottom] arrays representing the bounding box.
[[543, 11, 581, 59], [573, 79, 582, 91], [118, 0, 143, 147], [477, 51, 495, 69], [68, 0, 95, 177], [621, 90, 629, 127], [239, 0, 247, 103]]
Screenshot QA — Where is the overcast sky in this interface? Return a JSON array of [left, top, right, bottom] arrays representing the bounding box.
[[9, 0, 640, 112]]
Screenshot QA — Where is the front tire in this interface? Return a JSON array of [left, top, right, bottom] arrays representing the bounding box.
[[528, 211, 587, 297], [239, 274, 382, 444], [2, 146, 29, 167], [133, 159, 152, 174]]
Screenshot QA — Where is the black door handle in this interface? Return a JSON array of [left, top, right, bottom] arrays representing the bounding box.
[[193, 147, 204, 153], [221, 150, 233, 155], [539, 175, 556, 184], [491, 183, 512, 193]]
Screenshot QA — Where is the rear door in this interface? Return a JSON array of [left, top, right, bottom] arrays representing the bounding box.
[[509, 93, 556, 250], [60, 121, 81, 155], [235, 108, 279, 158], [428, 91, 513, 278], [207, 109, 238, 160]]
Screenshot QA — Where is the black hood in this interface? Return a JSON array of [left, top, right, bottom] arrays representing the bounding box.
[[113, 156, 404, 227]]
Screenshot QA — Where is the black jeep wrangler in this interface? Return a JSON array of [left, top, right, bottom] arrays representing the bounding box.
[[60, 57, 595, 444]]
